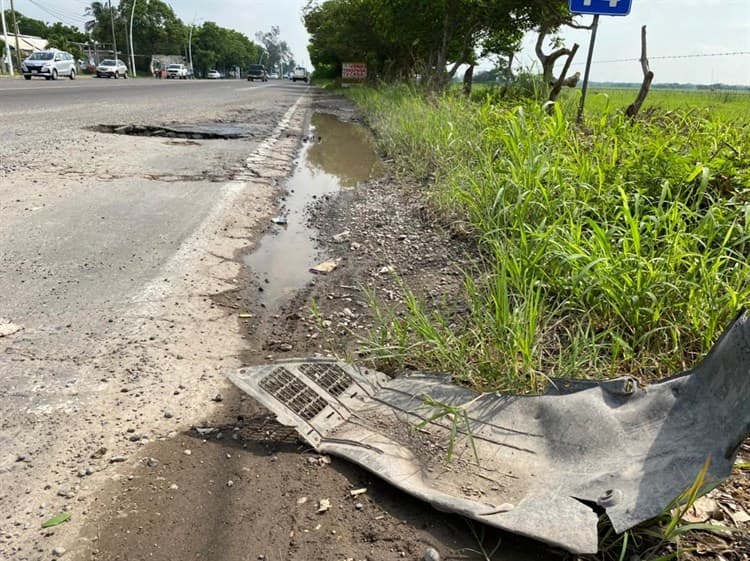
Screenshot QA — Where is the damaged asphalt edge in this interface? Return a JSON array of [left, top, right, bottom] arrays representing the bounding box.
[[15, 95, 312, 558], [131, 95, 307, 310]]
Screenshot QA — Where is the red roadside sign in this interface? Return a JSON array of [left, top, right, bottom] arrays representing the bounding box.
[[342, 62, 367, 81]]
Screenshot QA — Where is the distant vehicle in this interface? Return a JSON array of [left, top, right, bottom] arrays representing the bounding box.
[[246, 64, 267, 82], [166, 63, 188, 79], [22, 50, 77, 81], [268, 72, 279, 79], [206, 69, 221, 79], [95, 59, 128, 79], [292, 66, 309, 83]]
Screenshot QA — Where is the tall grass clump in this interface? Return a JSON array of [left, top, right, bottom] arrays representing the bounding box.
[[347, 85, 750, 390]]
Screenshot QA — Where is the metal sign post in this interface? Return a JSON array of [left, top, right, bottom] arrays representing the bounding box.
[[576, 14, 599, 123], [570, 0, 633, 123]]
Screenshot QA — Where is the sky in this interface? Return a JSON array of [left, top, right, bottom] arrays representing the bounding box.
[[7, 0, 750, 85]]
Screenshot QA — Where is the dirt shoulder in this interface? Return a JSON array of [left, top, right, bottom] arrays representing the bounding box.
[[58, 92, 550, 561], [49, 91, 749, 561]]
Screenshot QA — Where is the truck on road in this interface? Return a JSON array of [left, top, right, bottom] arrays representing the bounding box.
[[166, 63, 188, 79], [292, 66, 309, 83]]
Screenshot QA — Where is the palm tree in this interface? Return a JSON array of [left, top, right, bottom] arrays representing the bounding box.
[[84, 1, 106, 35]]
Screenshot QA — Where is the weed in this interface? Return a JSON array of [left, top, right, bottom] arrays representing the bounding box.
[[346, 85, 750, 392], [414, 394, 480, 464], [462, 520, 503, 561]]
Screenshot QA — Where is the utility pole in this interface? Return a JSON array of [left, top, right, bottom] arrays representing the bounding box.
[[9, 0, 21, 70], [1, 0, 13, 75], [128, 0, 137, 76], [188, 23, 193, 76], [108, 0, 117, 60]]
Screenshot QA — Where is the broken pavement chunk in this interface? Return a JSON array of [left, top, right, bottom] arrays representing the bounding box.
[[0, 319, 21, 338], [227, 311, 750, 554], [310, 259, 340, 275]]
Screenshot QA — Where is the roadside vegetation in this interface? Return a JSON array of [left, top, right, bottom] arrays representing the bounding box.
[[340, 80, 749, 561], [349, 83, 750, 392]]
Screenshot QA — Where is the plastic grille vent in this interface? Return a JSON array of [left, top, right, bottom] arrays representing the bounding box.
[[299, 363, 353, 397], [259, 367, 327, 421]]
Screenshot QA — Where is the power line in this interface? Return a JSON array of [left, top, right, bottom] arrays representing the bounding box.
[[23, 0, 88, 26], [571, 51, 750, 66]]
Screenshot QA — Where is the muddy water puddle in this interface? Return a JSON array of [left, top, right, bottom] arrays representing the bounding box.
[[243, 113, 383, 307]]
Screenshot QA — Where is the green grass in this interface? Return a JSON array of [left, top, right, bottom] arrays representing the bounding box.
[[347, 84, 750, 392], [583, 88, 750, 122]]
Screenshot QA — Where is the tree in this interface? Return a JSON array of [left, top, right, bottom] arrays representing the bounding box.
[[84, 2, 107, 36], [1, 10, 86, 60], [304, 0, 571, 89], [255, 26, 293, 76], [529, 1, 590, 96], [84, 0, 187, 64], [46, 22, 87, 60], [191, 22, 261, 76]]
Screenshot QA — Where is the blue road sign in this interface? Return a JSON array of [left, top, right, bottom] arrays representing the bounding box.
[[569, 0, 632, 16]]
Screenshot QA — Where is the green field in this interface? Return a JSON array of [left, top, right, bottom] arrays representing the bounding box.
[[347, 84, 750, 392], [579, 87, 750, 121]]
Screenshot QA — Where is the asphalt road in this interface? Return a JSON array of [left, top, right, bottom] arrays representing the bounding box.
[[0, 76, 311, 530]]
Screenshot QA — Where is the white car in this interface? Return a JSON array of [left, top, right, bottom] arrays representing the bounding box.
[[166, 63, 188, 79], [206, 69, 221, 79], [96, 59, 128, 79], [22, 50, 77, 81], [292, 66, 309, 83]]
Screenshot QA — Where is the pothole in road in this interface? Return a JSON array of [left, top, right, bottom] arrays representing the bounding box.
[[243, 112, 384, 308], [89, 122, 256, 139]]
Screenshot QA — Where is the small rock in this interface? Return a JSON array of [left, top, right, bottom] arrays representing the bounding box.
[[0, 321, 21, 338], [90, 447, 107, 459], [169, 484, 179, 490], [52, 546, 66, 557], [355, 502, 363, 510], [146, 458, 160, 468], [332, 231, 351, 243], [163, 411, 173, 419], [109, 456, 126, 464], [183, 449, 192, 456], [317, 498, 331, 513], [424, 547, 440, 561], [57, 487, 74, 499], [226, 480, 234, 487], [212, 394, 223, 402]]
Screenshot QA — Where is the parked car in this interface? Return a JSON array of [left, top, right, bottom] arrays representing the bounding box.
[[268, 72, 279, 79], [166, 63, 188, 79], [246, 64, 267, 82], [96, 59, 128, 79], [292, 66, 309, 83], [22, 50, 77, 81], [206, 69, 221, 79]]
